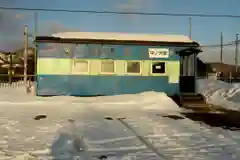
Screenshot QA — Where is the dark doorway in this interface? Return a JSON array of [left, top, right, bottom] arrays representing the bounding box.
[[179, 76, 195, 93]]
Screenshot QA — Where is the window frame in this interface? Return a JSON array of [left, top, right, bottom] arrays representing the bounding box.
[[125, 60, 142, 75], [71, 59, 90, 75], [100, 59, 116, 75], [150, 60, 167, 76]]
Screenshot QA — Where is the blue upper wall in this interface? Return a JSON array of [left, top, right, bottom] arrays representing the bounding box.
[[37, 43, 191, 60]]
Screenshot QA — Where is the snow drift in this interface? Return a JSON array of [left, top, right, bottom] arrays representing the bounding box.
[[0, 83, 181, 113], [197, 79, 240, 111]]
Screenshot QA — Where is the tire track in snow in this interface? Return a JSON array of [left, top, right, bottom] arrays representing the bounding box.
[[112, 111, 239, 159], [117, 117, 170, 160], [148, 113, 240, 159]]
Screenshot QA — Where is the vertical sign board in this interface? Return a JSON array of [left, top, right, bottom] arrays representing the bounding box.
[[148, 48, 170, 58]]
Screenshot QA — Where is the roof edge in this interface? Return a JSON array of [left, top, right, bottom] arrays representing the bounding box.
[[35, 36, 200, 47], [52, 31, 193, 42]]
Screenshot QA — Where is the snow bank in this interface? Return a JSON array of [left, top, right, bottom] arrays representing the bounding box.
[[197, 79, 240, 111], [0, 85, 181, 113], [88, 91, 181, 113]]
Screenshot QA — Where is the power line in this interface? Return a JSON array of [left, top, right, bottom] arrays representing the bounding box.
[[1, 6, 239, 48], [201, 40, 238, 47], [1, 6, 240, 18], [201, 43, 234, 48]]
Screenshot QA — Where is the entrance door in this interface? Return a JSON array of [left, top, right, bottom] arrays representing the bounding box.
[[179, 55, 196, 93], [179, 76, 195, 93]]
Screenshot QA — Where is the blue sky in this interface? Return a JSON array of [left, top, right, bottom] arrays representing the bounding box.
[[0, 0, 240, 64], [1, 0, 239, 43]]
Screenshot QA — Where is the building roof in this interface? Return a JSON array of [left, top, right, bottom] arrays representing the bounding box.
[[51, 32, 195, 43]]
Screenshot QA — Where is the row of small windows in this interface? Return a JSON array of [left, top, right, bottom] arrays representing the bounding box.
[[60, 45, 151, 57], [72, 60, 166, 74]]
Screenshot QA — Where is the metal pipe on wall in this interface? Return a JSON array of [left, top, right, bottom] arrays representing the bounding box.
[[183, 56, 189, 76], [188, 54, 194, 76]]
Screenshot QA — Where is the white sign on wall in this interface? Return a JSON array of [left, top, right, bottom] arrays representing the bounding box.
[[148, 48, 169, 58]]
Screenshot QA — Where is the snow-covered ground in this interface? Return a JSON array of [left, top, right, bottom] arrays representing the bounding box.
[[0, 85, 240, 159], [197, 79, 240, 111]]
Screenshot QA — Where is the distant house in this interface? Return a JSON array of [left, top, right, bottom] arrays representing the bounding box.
[[196, 57, 240, 79], [12, 47, 35, 76], [204, 63, 240, 77], [0, 53, 6, 64], [14, 47, 35, 58], [0, 47, 35, 78]]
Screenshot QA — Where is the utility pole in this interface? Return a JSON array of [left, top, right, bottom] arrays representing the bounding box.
[[220, 32, 223, 64], [185, 17, 192, 76], [34, 11, 37, 79], [24, 25, 28, 92], [189, 17, 192, 38], [33, 11, 38, 95], [188, 16, 196, 77], [9, 52, 12, 84], [235, 33, 239, 72]]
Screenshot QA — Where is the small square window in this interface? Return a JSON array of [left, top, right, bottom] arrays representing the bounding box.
[[73, 60, 89, 73], [110, 48, 115, 53], [152, 62, 165, 74], [126, 61, 141, 73], [101, 60, 115, 73]]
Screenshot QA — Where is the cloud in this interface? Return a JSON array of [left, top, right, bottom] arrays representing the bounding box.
[[0, 12, 75, 38], [0, 0, 77, 51], [115, 0, 153, 20], [0, 11, 28, 35], [0, 10, 31, 51], [0, 0, 32, 51], [199, 45, 239, 65], [0, 0, 17, 6], [0, 10, 77, 51], [117, 0, 151, 11], [38, 21, 79, 36]]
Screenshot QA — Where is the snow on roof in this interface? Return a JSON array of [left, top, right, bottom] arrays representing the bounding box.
[[51, 32, 194, 43]]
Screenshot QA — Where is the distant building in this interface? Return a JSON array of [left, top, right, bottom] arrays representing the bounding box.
[[0, 47, 35, 78]]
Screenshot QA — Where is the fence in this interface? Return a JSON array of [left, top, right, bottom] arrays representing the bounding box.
[[198, 73, 240, 84], [0, 74, 35, 92]]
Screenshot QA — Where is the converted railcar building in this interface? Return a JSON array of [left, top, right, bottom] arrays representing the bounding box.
[[36, 32, 201, 96]]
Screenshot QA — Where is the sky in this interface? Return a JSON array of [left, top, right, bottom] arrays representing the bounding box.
[[0, 0, 240, 64]]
